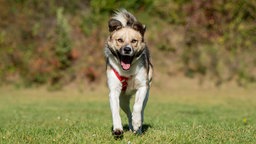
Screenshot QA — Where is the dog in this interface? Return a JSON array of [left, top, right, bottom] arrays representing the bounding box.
[[104, 9, 153, 137]]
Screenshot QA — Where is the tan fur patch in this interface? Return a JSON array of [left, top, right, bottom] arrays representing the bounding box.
[[108, 27, 145, 52]]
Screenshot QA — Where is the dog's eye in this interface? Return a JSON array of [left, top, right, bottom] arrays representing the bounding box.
[[131, 39, 137, 43], [117, 38, 124, 43]]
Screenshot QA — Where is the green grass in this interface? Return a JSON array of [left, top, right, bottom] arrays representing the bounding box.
[[0, 85, 256, 143]]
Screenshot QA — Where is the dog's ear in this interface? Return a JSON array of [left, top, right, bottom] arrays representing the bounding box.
[[132, 22, 146, 36], [108, 19, 122, 32]]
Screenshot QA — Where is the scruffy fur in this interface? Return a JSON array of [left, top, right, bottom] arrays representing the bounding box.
[[105, 9, 153, 137]]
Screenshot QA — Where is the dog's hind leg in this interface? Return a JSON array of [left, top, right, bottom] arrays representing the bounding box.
[[120, 94, 133, 131]]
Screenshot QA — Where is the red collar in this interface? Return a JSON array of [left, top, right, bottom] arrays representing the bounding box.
[[112, 68, 131, 91]]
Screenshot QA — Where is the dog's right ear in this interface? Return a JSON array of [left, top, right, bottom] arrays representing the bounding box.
[[108, 19, 122, 32]]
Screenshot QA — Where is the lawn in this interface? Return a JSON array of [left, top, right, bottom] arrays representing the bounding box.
[[0, 83, 256, 143]]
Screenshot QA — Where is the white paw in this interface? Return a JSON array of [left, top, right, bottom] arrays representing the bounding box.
[[132, 113, 141, 132], [133, 128, 142, 135]]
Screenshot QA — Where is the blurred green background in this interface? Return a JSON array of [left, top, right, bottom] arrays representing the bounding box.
[[0, 0, 255, 88]]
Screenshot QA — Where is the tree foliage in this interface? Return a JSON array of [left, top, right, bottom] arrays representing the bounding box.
[[0, 0, 255, 87]]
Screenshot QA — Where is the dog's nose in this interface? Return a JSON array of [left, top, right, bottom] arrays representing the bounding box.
[[124, 47, 132, 54]]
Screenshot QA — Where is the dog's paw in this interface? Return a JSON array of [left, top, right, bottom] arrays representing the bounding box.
[[128, 123, 133, 132], [133, 128, 142, 135], [132, 116, 141, 133], [112, 129, 124, 139]]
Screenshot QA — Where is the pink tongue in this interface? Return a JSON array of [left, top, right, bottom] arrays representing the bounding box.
[[121, 61, 131, 70]]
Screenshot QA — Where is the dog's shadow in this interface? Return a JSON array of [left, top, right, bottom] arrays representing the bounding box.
[[111, 123, 152, 134], [123, 124, 152, 134]]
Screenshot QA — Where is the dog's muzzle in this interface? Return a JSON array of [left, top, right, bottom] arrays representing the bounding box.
[[119, 45, 134, 70], [120, 46, 134, 56]]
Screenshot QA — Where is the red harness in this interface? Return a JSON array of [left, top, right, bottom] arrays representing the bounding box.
[[112, 68, 130, 91]]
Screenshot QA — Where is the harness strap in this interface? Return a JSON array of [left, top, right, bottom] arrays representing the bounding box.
[[112, 68, 130, 91]]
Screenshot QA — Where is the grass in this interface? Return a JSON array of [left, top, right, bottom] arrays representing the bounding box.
[[0, 82, 256, 143]]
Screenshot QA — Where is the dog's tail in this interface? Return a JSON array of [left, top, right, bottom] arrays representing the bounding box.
[[112, 9, 137, 27]]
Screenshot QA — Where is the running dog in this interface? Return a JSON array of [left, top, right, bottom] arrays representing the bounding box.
[[104, 9, 153, 137]]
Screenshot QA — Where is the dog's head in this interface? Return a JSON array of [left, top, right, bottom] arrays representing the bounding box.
[[107, 9, 146, 71]]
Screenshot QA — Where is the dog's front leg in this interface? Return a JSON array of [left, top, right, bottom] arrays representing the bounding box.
[[107, 68, 124, 137], [109, 90, 123, 136], [132, 86, 149, 134]]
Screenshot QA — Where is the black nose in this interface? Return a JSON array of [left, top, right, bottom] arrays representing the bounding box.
[[124, 47, 131, 53]]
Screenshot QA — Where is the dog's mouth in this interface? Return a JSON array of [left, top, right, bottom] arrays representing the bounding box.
[[120, 55, 133, 70]]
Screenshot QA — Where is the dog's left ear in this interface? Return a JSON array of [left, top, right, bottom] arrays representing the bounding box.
[[132, 22, 146, 36]]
